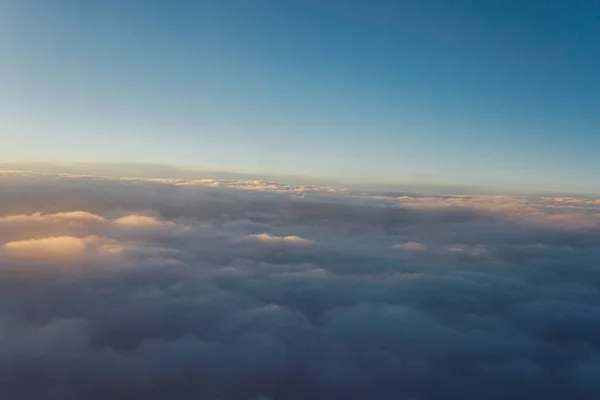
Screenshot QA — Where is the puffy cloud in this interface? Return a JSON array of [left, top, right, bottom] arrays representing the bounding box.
[[0, 170, 599, 399], [2, 236, 88, 260]]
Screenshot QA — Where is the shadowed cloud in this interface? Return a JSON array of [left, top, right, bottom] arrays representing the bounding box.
[[0, 171, 599, 399]]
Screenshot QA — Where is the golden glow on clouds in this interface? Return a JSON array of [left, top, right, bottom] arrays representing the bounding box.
[[0, 211, 107, 223], [397, 195, 600, 228], [0, 210, 183, 264], [3, 236, 88, 260], [249, 233, 314, 245], [0, 211, 165, 226], [1, 235, 129, 262], [113, 215, 164, 226]]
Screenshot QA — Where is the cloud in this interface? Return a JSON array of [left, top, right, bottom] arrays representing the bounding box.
[[2, 236, 88, 260], [394, 241, 427, 252], [248, 233, 315, 245], [0, 171, 599, 399], [113, 215, 166, 226], [0, 210, 107, 223]]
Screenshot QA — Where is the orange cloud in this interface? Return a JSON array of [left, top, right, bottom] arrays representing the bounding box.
[[2, 236, 88, 261], [113, 215, 165, 226]]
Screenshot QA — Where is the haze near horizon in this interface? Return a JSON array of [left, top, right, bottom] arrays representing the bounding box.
[[2, 0, 599, 192]]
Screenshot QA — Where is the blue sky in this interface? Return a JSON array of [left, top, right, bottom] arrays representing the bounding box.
[[1, 0, 599, 193]]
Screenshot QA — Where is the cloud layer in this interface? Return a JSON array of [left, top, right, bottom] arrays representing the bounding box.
[[1, 171, 600, 399]]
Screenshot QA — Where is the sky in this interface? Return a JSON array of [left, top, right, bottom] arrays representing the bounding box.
[[1, 0, 599, 193]]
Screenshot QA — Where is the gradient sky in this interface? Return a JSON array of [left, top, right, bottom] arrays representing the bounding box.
[[1, 0, 599, 192]]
